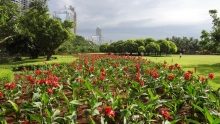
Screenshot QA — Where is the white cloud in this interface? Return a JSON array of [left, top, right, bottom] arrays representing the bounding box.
[[47, 0, 220, 41]]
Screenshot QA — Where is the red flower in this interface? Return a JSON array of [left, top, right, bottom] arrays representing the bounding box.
[[22, 120, 28, 124], [123, 67, 128, 71], [27, 75, 35, 83], [100, 75, 105, 81], [208, 73, 214, 79], [107, 110, 115, 118], [105, 106, 111, 113], [9, 83, 15, 89], [0, 92, 3, 97], [201, 77, 206, 83], [35, 70, 42, 75], [167, 74, 175, 80], [184, 72, 191, 81], [160, 110, 170, 120], [101, 71, 107, 76], [47, 88, 53, 94], [152, 72, 159, 78], [53, 82, 59, 88], [77, 78, 83, 83], [89, 67, 95, 72], [105, 106, 115, 118]]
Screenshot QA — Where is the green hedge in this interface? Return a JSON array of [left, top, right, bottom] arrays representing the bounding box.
[[0, 69, 14, 82]]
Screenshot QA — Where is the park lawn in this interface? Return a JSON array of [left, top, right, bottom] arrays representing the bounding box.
[[0, 55, 77, 70], [143, 55, 220, 90]]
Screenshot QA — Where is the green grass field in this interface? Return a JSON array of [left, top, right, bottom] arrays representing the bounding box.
[[0, 55, 77, 69], [144, 55, 220, 90]]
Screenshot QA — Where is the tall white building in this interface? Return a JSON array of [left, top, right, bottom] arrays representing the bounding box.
[[54, 6, 77, 34], [96, 27, 102, 45]]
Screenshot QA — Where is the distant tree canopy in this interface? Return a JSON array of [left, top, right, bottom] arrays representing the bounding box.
[[100, 38, 177, 56], [56, 35, 99, 54]]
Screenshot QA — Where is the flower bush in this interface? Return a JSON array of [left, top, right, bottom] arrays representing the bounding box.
[[0, 54, 219, 123]]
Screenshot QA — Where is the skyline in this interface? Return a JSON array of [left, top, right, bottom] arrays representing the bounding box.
[[47, 0, 220, 42]]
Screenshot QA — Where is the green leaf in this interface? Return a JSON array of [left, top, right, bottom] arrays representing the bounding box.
[[213, 119, 220, 124], [45, 108, 52, 117], [192, 103, 204, 114], [8, 100, 19, 112], [62, 92, 69, 106], [29, 114, 41, 123], [185, 119, 200, 124], [70, 100, 82, 105], [42, 92, 49, 106], [204, 107, 214, 123], [93, 102, 102, 109], [148, 88, 158, 100], [33, 102, 42, 109], [52, 109, 60, 118]]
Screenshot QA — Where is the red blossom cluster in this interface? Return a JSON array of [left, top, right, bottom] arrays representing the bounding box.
[[4, 82, 15, 89], [105, 106, 115, 118], [184, 72, 191, 81], [208, 73, 214, 79], [160, 110, 170, 120], [167, 74, 175, 80], [0, 92, 3, 97]]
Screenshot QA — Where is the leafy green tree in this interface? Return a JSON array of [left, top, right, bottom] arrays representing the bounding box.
[[114, 40, 125, 54], [100, 43, 110, 53], [199, 10, 220, 53], [168, 41, 178, 53], [138, 46, 145, 56], [0, 0, 20, 44], [135, 39, 145, 55], [157, 39, 170, 55], [19, 0, 74, 60], [124, 40, 137, 55], [145, 42, 160, 56]]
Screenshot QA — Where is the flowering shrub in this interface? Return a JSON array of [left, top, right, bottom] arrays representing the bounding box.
[[0, 54, 219, 123]]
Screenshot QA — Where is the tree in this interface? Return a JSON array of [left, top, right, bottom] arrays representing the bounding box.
[[124, 40, 137, 55], [138, 46, 145, 56], [19, 0, 74, 60], [0, 0, 20, 44], [157, 39, 170, 55], [145, 42, 160, 56], [168, 41, 178, 53], [100, 43, 110, 53], [135, 39, 145, 56], [199, 9, 220, 53]]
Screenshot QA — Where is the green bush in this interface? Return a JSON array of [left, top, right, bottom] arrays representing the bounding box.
[[0, 69, 14, 82], [0, 57, 12, 64]]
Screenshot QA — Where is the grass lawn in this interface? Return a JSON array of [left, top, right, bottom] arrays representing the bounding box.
[[0, 55, 77, 69], [143, 55, 220, 90]]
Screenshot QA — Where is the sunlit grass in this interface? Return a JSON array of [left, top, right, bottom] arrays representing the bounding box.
[[0, 55, 77, 69], [143, 55, 220, 90]]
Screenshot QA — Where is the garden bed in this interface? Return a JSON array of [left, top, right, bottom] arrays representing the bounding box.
[[0, 54, 219, 123]]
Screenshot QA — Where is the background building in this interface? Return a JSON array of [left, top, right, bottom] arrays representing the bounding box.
[[53, 5, 77, 34], [96, 27, 102, 45]]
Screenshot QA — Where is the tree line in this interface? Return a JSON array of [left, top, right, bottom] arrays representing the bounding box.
[[100, 38, 178, 56]]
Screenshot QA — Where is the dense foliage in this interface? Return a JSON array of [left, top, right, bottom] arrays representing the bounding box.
[[0, 0, 74, 60], [56, 35, 99, 54], [100, 38, 177, 56], [0, 54, 219, 123], [200, 10, 220, 53]]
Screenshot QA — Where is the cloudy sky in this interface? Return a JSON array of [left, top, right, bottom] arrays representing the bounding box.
[[48, 0, 220, 42]]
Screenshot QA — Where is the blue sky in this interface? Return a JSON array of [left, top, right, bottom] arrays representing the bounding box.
[[48, 0, 220, 42]]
